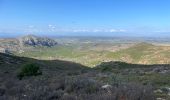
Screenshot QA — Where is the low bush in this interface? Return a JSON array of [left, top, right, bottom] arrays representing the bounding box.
[[65, 77, 100, 94], [17, 63, 42, 80], [0, 88, 5, 96]]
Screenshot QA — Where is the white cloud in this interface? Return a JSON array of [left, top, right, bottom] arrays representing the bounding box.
[[5, 24, 127, 34], [48, 24, 56, 29], [154, 30, 170, 33], [92, 29, 102, 32], [71, 28, 127, 33], [48, 24, 57, 32], [48, 25, 52, 27], [28, 25, 34, 28], [119, 29, 127, 32], [72, 29, 89, 32], [109, 29, 117, 32], [22, 25, 43, 33]]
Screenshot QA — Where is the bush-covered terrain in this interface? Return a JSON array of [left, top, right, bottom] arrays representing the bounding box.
[[0, 53, 170, 100]]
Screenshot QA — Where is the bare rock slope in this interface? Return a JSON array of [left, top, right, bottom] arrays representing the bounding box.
[[19, 35, 58, 47]]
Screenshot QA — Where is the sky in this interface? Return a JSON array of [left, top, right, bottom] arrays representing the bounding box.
[[0, 0, 170, 37]]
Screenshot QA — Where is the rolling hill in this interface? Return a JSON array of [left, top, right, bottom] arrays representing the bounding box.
[[14, 41, 170, 67], [2, 36, 170, 67], [107, 42, 170, 64]]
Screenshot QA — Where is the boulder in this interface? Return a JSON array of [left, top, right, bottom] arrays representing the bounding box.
[[102, 84, 112, 89]]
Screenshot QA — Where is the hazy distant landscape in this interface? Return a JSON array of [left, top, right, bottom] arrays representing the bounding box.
[[2, 35, 170, 67]]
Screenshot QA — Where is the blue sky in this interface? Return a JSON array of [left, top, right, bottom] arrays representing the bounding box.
[[0, 0, 170, 37]]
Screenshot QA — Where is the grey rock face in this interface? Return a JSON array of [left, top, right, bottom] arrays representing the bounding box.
[[0, 47, 6, 53], [0, 47, 10, 54], [19, 35, 58, 47]]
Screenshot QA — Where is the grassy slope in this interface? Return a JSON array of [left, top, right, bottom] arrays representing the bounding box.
[[107, 42, 170, 64], [15, 45, 106, 67], [15, 42, 170, 67]]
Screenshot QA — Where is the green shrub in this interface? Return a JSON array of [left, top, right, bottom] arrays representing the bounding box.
[[99, 65, 112, 72], [17, 63, 42, 79]]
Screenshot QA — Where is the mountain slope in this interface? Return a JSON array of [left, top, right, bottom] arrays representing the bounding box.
[[107, 42, 170, 64], [0, 53, 88, 72]]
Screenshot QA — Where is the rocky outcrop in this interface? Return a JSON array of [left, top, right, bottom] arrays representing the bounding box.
[[0, 47, 6, 53], [0, 47, 9, 53], [19, 35, 58, 47]]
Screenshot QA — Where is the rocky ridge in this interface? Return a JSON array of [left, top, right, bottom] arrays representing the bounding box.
[[19, 35, 58, 47]]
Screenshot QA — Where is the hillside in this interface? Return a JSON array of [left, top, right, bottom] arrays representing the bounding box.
[[2, 36, 170, 67], [0, 53, 170, 99], [0, 53, 87, 73], [15, 42, 170, 67], [107, 42, 170, 64]]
